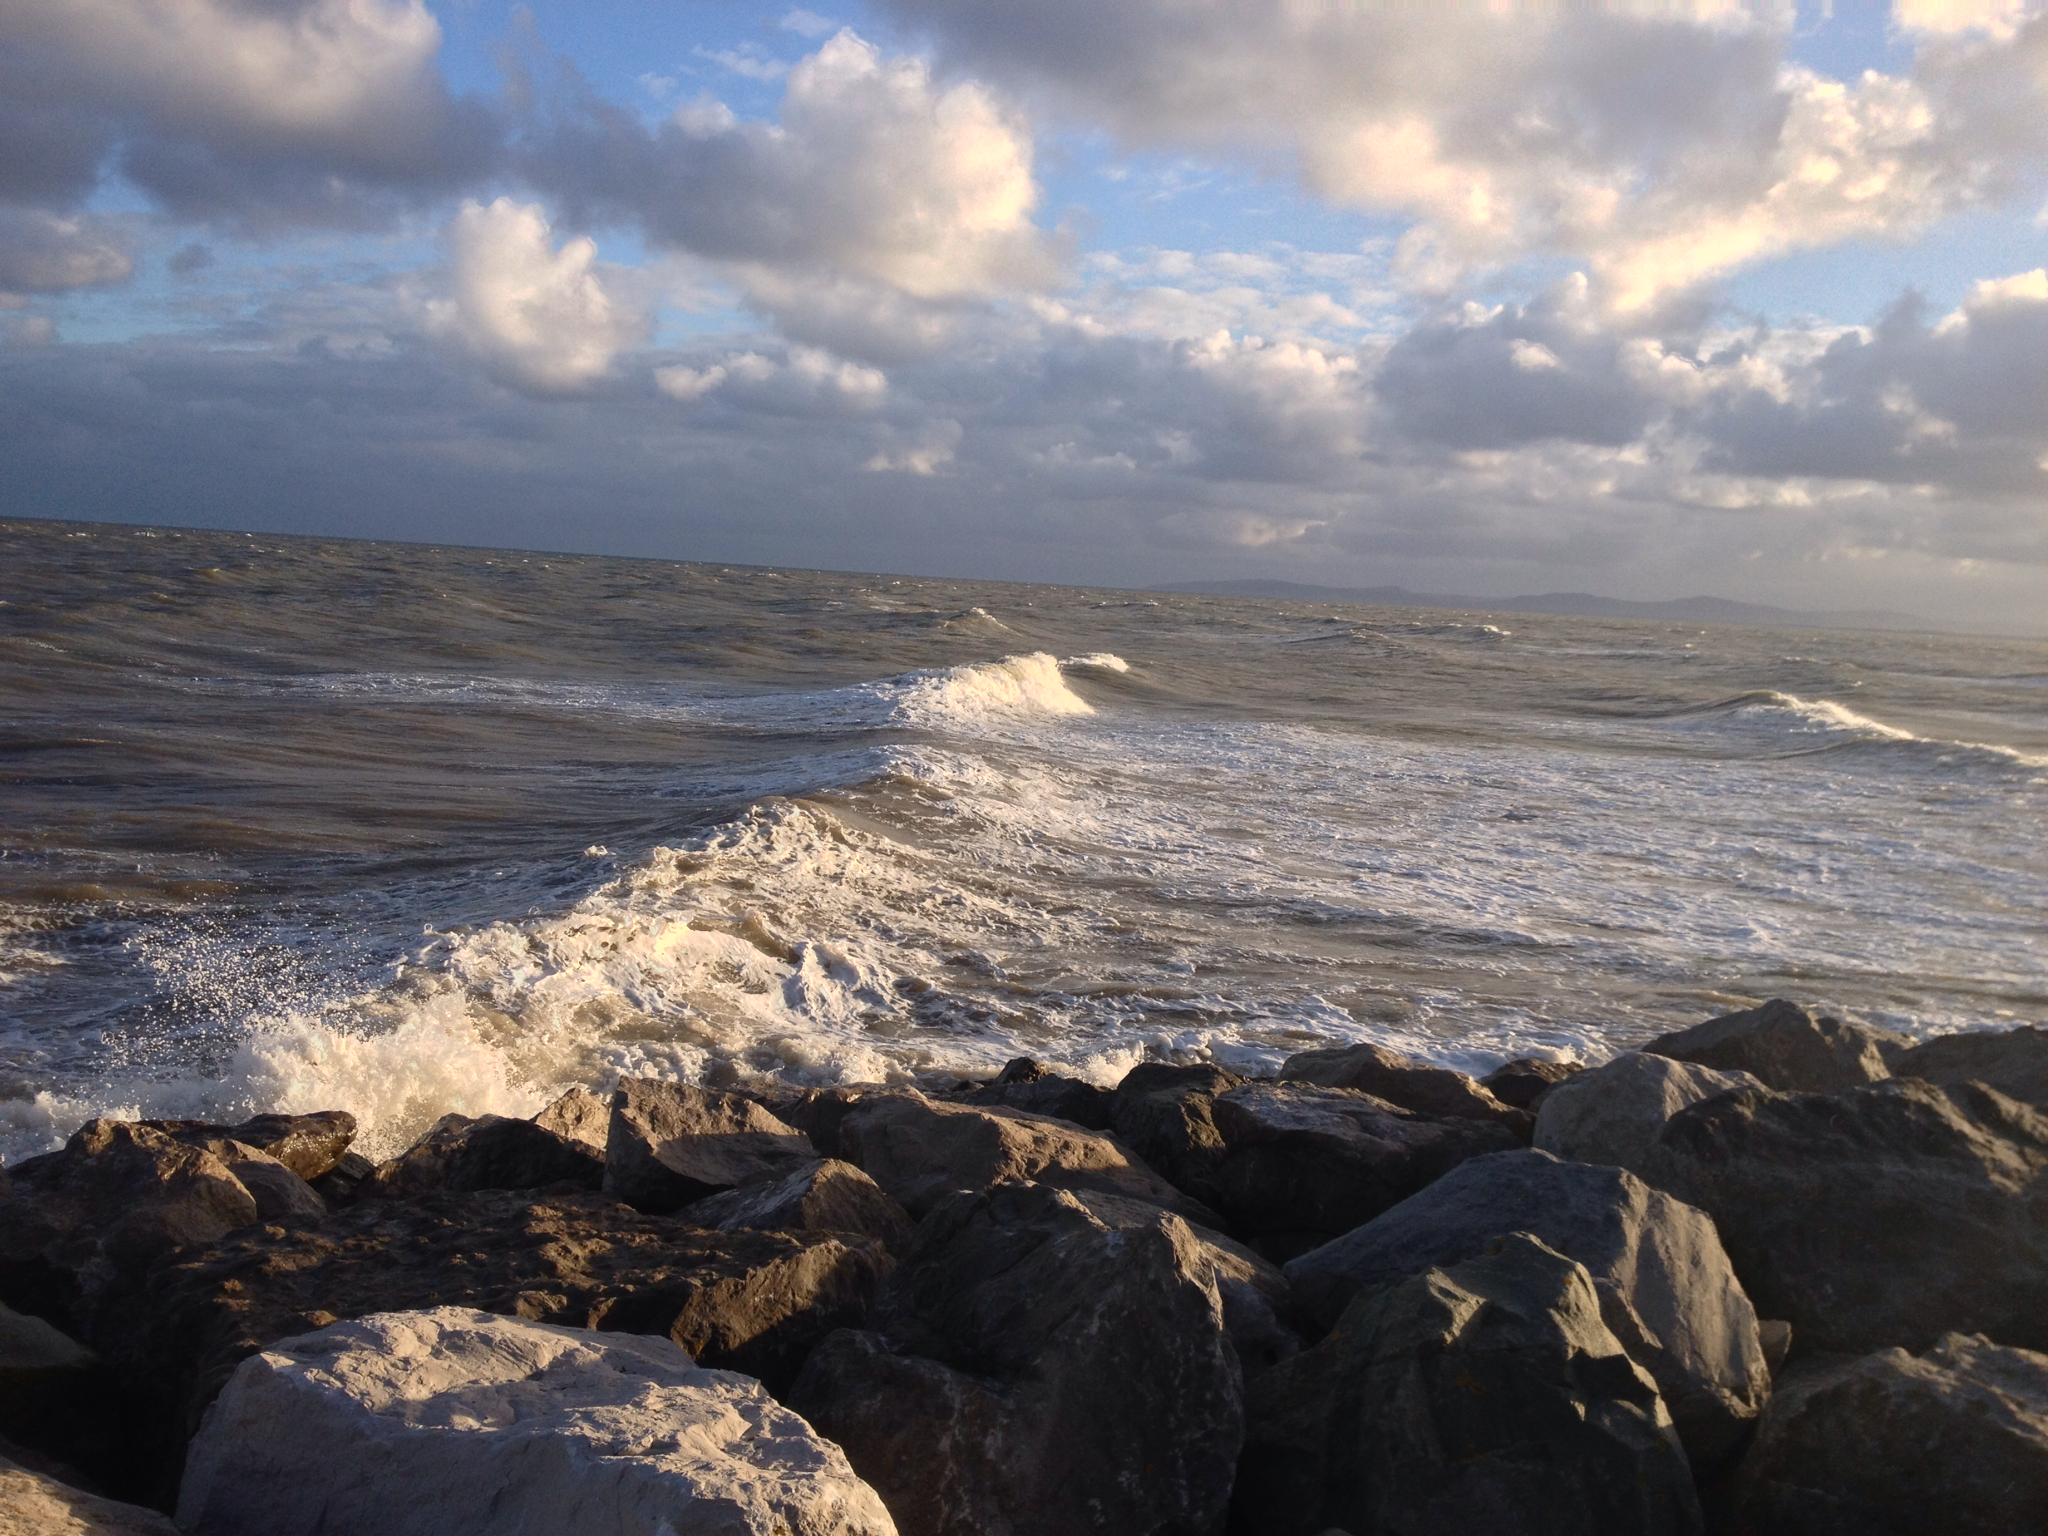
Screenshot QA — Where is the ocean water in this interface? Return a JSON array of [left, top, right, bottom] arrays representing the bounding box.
[[3, 517, 2044, 1163]]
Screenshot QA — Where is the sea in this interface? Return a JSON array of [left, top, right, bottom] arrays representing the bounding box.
[[3, 517, 2044, 1164]]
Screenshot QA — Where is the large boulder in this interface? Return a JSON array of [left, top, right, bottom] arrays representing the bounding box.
[[1208, 1082, 1522, 1258], [363, 1112, 603, 1199], [151, 1112, 357, 1182], [0, 1455, 181, 1535], [833, 1091, 1209, 1220], [681, 1160, 914, 1254], [83, 1188, 892, 1499], [155, 1138, 326, 1225], [965, 1058, 1113, 1130], [1280, 1041, 1531, 1134], [1891, 1025, 2048, 1108], [1643, 1078, 2048, 1355], [1482, 1058, 1585, 1111], [1646, 999, 1903, 1093], [605, 1080, 818, 1214], [1283, 1149, 1769, 1466], [1732, 1331, 2048, 1534], [0, 1302, 135, 1500], [176, 1307, 896, 1536], [0, 1121, 258, 1327], [789, 1181, 1243, 1536], [1107, 1062, 1242, 1207], [1234, 1233, 1702, 1536], [742, 1086, 915, 1160], [531, 1085, 610, 1151], [1533, 1052, 1760, 1179]]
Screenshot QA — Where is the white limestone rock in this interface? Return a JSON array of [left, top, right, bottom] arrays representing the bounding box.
[[176, 1307, 898, 1536]]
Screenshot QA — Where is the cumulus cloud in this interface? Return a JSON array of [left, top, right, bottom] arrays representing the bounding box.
[[0, 0, 493, 228], [0, 209, 132, 295], [423, 199, 646, 393], [524, 29, 1056, 354], [658, 344, 887, 414], [876, 0, 2048, 308]]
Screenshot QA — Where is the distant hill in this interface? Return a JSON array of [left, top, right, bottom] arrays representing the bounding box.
[[1153, 579, 1928, 632]]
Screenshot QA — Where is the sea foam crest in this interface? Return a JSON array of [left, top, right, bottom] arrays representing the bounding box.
[[884, 651, 1100, 729], [1711, 690, 2046, 772]]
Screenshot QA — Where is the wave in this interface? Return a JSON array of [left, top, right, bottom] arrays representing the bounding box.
[[1673, 690, 2047, 774]]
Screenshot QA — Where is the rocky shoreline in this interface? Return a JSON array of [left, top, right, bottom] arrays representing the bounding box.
[[5, 999, 2048, 1533]]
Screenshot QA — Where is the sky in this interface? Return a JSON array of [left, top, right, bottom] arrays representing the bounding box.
[[3, 1, 2047, 627]]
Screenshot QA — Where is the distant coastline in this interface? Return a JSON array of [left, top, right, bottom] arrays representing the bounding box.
[[1155, 578, 1931, 634]]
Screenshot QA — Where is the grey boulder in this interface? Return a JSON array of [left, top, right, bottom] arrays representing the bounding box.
[[789, 1181, 1243, 1536], [966, 1057, 1114, 1129], [176, 1307, 897, 1536], [605, 1080, 818, 1214], [1732, 1331, 2048, 1535], [1208, 1082, 1521, 1257], [1646, 998, 1902, 1093], [1284, 1149, 1769, 1466], [150, 1111, 358, 1182], [1533, 1052, 1760, 1179], [1482, 1058, 1585, 1111], [1107, 1062, 1243, 1207], [1891, 1024, 2048, 1108], [1280, 1041, 1531, 1134], [681, 1159, 914, 1254], [1643, 1077, 2048, 1354], [363, 1112, 603, 1198], [1235, 1232, 1701, 1536]]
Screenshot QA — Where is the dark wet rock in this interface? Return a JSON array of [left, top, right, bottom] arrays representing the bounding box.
[[834, 1090, 1212, 1221], [1483, 1058, 1586, 1111], [1642, 1077, 2048, 1355], [308, 1151, 372, 1206], [741, 1086, 913, 1160], [1758, 1319, 1794, 1376], [0, 1121, 258, 1328], [0, 1454, 181, 1535], [530, 1085, 610, 1152], [1208, 1082, 1521, 1259], [1891, 1025, 2048, 1109], [1732, 1331, 2048, 1535], [151, 1112, 357, 1183], [1646, 998, 1903, 1094], [0, 1302, 135, 1501], [82, 1189, 890, 1503], [363, 1113, 603, 1199], [1533, 1052, 1760, 1180], [1283, 1149, 1769, 1467], [605, 1079, 818, 1215], [789, 1180, 1243, 1536], [174, 1142, 327, 1226], [1067, 1188, 1302, 1378], [681, 1159, 914, 1254], [966, 1057, 1113, 1130], [1281, 1041, 1532, 1135], [1234, 1232, 1702, 1536], [1108, 1061, 1244, 1207]]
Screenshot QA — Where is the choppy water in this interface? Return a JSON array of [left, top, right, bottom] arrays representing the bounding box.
[[3, 517, 2044, 1162]]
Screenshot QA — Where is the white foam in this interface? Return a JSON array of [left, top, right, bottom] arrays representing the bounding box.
[[1717, 690, 2048, 769], [881, 652, 1096, 728]]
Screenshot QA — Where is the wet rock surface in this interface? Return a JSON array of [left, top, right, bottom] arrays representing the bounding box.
[[362, 1112, 603, 1199], [964, 1057, 1114, 1129], [1482, 1058, 1585, 1111], [1732, 1331, 2048, 1535], [150, 1113, 358, 1184], [681, 1159, 914, 1254], [1280, 1041, 1532, 1134], [1646, 999, 1903, 1094], [177, 1307, 898, 1536], [789, 1181, 1243, 1536], [1107, 1062, 1243, 1208], [1236, 1232, 1702, 1536], [605, 1079, 819, 1214]]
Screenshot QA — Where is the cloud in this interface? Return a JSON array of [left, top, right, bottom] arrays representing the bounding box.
[[0, 209, 132, 294], [658, 344, 887, 414], [0, 0, 494, 229], [422, 199, 646, 393], [874, 0, 2048, 308], [523, 29, 1057, 353]]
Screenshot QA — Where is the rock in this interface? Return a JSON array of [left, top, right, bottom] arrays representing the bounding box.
[[1646, 998, 1903, 1093], [965, 1057, 1113, 1129], [1482, 1058, 1585, 1111], [0, 1121, 257, 1327], [833, 1090, 1211, 1220], [530, 1085, 610, 1151], [606, 1079, 818, 1214], [1108, 1061, 1242, 1207], [743, 1086, 910, 1160], [1067, 1189, 1302, 1377], [176, 1307, 897, 1536], [1758, 1319, 1793, 1376], [1643, 1077, 2048, 1355], [0, 1303, 132, 1498], [1234, 1232, 1702, 1536], [152, 1112, 357, 1182], [0, 1456, 182, 1535], [83, 1188, 892, 1499], [1892, 1025, 2048, 1108], [1533, 1052, 1761, 1178], [681, 1160, 914, 1254], [1208, 1082, 1522, 1258], [164, 1140, 327, 1225], [308, 1151, 372, 1205], [1281, 1041, 1532, 1134], [1732, 1331, 2048, 1534], [1283, 1149, 1770, 1466], [789, 1181, 1243, 1536], [363, 1112, 603, 1199]]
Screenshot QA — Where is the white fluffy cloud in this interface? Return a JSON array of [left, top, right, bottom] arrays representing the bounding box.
[[424, 199, 646, 393]]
